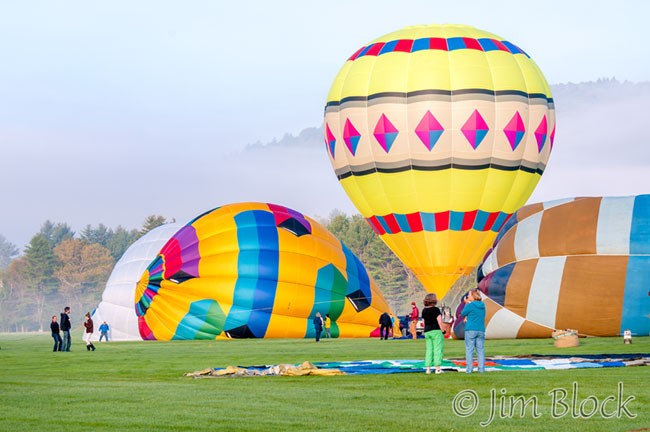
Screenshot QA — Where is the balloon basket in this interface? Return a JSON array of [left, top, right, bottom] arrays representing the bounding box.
[[552, 329, 579, 348]]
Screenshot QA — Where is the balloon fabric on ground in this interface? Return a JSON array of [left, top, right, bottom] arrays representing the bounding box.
[[191, 354, 650, 377], [324, 24, 555, 299], [135, 202, 393, 340], [470, 195, 650, 339]]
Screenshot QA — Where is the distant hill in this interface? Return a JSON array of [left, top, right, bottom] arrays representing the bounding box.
[[245, 127, 323, 150], [246, 79, 650, 152], [552, 78, 650, 107]]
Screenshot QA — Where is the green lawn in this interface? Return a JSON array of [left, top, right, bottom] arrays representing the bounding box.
[[0, 333, 648, 431]]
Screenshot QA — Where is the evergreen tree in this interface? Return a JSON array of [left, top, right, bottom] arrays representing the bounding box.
[[80, 223, 111, 247], [23, 234, 61, 330], [325, 210, 350, 240], [140, 215, 167, 237], [39, 221, 74, 247], [344, 214, 378, 263], [106, 226, 140, 261], [0, 234, 19, 270], [80, 224, 140, 261], [364, 237, 408, 311]]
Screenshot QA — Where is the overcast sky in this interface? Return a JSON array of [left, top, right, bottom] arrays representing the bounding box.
[[1, 0, 649, 249]]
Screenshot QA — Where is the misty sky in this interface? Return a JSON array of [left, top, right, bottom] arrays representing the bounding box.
[[1, 1, 649, 249]]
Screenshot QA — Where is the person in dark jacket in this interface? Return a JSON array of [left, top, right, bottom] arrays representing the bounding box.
[[313, 312, 324, 342], [379, 312, 392, 340], [50, 315, 63, 352], [60, 307, 71, 352], [83, 312, 96, 351]]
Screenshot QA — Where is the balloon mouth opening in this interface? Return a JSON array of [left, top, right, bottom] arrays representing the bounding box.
[[135, 270, 156, 318]]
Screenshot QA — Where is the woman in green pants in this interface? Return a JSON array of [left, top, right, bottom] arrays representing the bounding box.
[[422, 293, 445, 374]]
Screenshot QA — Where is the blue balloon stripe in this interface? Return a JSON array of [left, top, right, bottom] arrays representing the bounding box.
[[343, 244, 371, 302], [307, 264, 336, 338], [487, 263, 515, 306], [621, 256, 650, 335], [630, 195, 650, 254], [224, 210, 279, 338]]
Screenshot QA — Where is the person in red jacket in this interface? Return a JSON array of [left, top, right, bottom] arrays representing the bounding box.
[[409, 302, 419, 340], [83, 312, 96, 351]]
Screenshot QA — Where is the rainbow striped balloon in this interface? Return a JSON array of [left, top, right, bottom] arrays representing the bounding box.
[[135, 203, 392, 340], [324, 24, 555, 298]]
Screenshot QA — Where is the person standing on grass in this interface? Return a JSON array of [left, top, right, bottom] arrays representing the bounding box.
[[99, 321, 110, 342], [409, 301, 419, 339], [393, 315, 403, 338], [50, 315, 63, 352], [324, 314, 331, 339], [422, 293, 445, 375], [461, 289, 486, 373], [83, 312, 96, 351], [313, 312, 324, 342], [60, 306, 72, 352], [379, 312, 392, 340]]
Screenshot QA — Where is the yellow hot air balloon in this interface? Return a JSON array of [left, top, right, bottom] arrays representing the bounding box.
[[324, 24, 555, 298]]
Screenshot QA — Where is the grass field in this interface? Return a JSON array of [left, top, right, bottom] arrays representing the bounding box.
[[0, 333, 648, 432]]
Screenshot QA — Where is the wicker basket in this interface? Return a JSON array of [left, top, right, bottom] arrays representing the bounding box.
[[552, 329, 580, 348]]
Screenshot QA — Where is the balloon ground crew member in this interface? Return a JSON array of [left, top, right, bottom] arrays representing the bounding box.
[[409, 301, 419, 340]]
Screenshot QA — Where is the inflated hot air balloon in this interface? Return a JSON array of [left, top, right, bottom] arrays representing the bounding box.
[[91, 223, 181, 341], [324, 24, 555, 298], [135, 203, 392, 340], [473, 195, 650, 338]]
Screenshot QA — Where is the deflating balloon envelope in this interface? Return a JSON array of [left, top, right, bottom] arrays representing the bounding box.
[[92, 223, 181, 341], [474, 195, 650, 338], [135, 202, 392, 340]]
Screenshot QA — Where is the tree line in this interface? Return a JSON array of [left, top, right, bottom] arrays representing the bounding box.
[[0, 212, 429, 333], [0, 216, 168, 332]]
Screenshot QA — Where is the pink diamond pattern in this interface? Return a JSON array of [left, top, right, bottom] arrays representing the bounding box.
[[535, 116, 548, 152], [461, 110, 489, 149], [343, 119, 361, 155], [325, 123, 336, 158], [550, 123, 556, 151], [415, 111, 444, 151], [503, 112, 526, 150], [373, 114, 399, 153]]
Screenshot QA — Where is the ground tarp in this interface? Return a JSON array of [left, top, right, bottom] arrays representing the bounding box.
[[185, 354, 649, 377], [184, 361, 345, 377]]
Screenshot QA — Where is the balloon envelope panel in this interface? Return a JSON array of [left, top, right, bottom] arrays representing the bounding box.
[[324, 24, 555, 298], [476, 195, 650, 337], [135, 203, 392, 340], [91, 223, 181, 341]]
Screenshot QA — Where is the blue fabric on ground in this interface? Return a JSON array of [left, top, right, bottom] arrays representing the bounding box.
[[211, 354, 649, 375], [491, 359, 537, 366]]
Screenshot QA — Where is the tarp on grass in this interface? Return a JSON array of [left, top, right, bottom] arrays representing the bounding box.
[[186, 354, 649, 377]]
